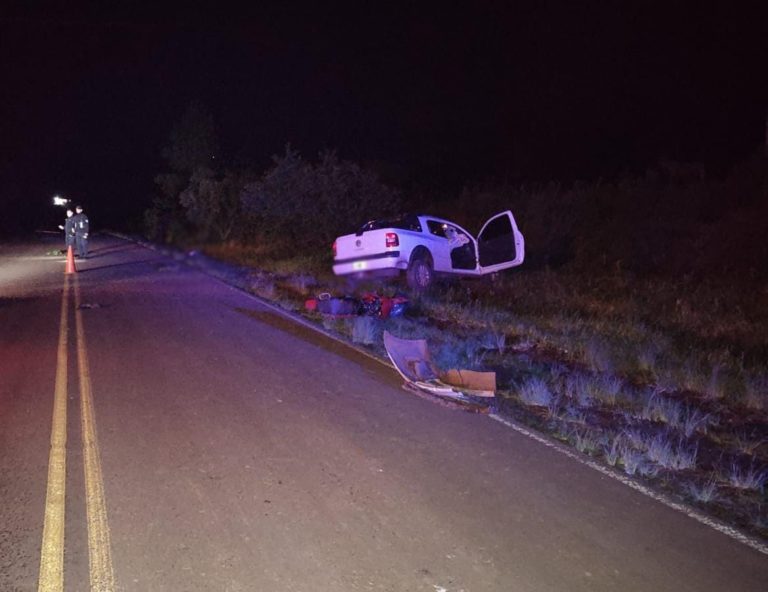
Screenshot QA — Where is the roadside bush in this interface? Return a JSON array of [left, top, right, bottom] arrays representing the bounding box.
[[241, 146, 401, 253], [179, 167, 251, 242]]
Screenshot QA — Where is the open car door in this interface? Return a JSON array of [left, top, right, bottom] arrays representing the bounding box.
[[477, 210, 525, 274]]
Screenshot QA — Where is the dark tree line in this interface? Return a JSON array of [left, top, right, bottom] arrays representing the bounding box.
[[146, 103, 768, 280], [145, 103, 401, 251]]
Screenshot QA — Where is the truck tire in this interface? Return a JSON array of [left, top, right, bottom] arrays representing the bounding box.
[[407, 251, 434, 292]]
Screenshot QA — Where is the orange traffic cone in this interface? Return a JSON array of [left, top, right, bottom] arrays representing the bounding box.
[[65, 245, 77, 274]]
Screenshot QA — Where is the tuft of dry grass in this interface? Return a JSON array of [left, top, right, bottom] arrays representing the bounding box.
[[727, 463, 768, 493]]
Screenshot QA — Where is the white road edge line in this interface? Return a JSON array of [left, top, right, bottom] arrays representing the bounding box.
[[113, 232, 768, 556]]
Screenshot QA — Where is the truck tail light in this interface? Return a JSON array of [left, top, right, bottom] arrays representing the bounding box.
[[385, 232, 399, 248]]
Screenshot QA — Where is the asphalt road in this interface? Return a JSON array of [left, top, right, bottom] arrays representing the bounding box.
[[1, 235, 767, 592]]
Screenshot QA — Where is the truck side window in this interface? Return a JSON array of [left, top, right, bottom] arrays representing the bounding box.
[[426, 220, 447, 238], [401, 215, 423, 232]]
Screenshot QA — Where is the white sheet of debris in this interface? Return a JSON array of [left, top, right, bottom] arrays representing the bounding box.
[[383, 331, 495, 402]]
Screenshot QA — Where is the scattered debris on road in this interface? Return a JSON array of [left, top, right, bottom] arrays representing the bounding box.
[[77, 302, 102, 309], [306, 292, 408, 319]]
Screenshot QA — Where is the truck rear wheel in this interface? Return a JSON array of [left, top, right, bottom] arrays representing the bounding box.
[[407, 253, 433, 292]]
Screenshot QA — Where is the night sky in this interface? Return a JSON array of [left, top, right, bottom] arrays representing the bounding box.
[[1, 2, 766, 231]]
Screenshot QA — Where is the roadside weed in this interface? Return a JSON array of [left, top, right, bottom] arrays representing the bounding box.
[[680, 356, 728, 401], [591, 375, 623, 406], [602, 438, 622, 466], [580, 338, 615, 373], [464, 338, 488, 368], [641, 393, 683, 426], [685, 479, 720, 504], [621, 428, 647, 451], [352, 316, 378, 345], [494, 331, 507, 355], [571, 430, 602, 455], [480, 329, 507, 355], [705, 362, 726, 401], [681, 408, 711, 438], [250, 274, 276, 299], [637, 463, 661, 478], [285, 273, 316, 295], [743, 374, 767, 411], [546, 394, 563, 419], [563, 404, 588, 425], [385, 317, 428, 340], [276, 298, 300, 312], [752, 515, 768, 533], [564, 374, 594, 408], [732, 431, 766, 456], [727, 463, 768, 492], [322, 316, 336, 332], [517, 377, 554, 407], [619, 446, 646, 476], [645, 434, 698, 470], [432, 334, 491, 370], [635, 342, 661, 378]]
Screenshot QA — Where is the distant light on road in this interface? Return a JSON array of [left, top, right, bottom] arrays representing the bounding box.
[[53, 195, 69, 206]]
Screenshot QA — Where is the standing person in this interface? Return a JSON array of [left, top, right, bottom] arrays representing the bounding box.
[[57, 209, 76, 253], [72, 205, 90, 259]]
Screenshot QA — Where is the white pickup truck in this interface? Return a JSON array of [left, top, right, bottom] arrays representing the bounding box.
[[332, 211, 524, 290]]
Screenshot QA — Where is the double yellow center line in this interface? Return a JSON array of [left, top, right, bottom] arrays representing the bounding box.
[[37, 276, 70, 590], [38, 274, 116, 591]]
